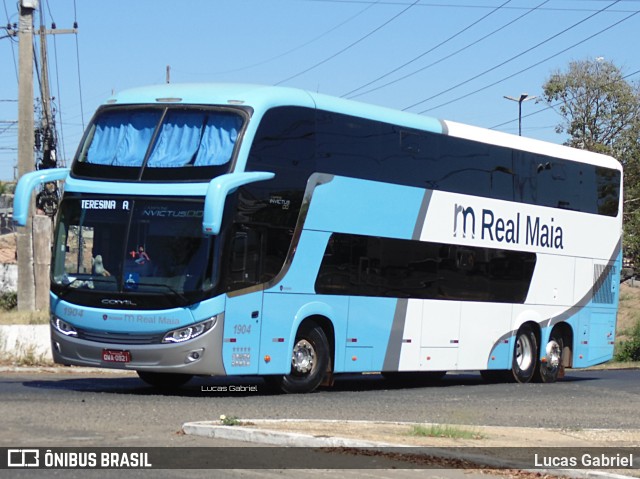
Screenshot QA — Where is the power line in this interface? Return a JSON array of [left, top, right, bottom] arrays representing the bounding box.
[[2, 0, 18, 82], [343, 0, 514, 98], [46, 0, 67, 162], [72, 0, 84, 130], [404, 0, 625, 112], [206, 1, 379, 76], [489, 67, 640, 131], [417, 9, 640, 115], [295, 0, 640, 13], [275, 0, 420, 86], [344, 0, 552, 99]]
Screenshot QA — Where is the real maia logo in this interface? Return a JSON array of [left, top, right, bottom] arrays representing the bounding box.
[[453, 204, 564, 249]]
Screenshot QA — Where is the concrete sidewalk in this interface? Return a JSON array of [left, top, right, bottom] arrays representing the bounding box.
[[183, 418, 639, 478]]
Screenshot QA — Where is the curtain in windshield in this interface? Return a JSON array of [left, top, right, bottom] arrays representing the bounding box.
[[84, 109, 243, 168], [146, 111, 242, 167], [86, 111, 160, 166]]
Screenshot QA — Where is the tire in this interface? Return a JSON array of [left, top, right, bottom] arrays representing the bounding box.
[[535, 330, 564, 383], [511, 325, 538, 383], [137, 371, 193, 389], [276, 322, 330, 394]]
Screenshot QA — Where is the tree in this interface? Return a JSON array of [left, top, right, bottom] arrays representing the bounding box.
[[542, 58, 640, 268]]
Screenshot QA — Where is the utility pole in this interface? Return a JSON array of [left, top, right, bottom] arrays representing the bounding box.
[[503, 93, 537, 136], [16, 0, 77, 311], [16, 0, 37, 311]]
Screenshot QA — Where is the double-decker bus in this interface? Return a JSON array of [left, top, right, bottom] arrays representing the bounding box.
[[14, 84, 622, 393]]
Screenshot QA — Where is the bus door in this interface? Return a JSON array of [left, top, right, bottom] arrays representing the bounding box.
[[222, 227, 264, 375]]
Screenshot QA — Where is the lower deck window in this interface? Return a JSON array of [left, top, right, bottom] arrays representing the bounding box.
[[315, 233, 536, 303]]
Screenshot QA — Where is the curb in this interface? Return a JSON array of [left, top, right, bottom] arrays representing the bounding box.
[[182, 419, 637, 479], [182, 419, 399, 448]]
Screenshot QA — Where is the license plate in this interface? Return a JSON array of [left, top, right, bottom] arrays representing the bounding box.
[[102, 349, 131, 363]]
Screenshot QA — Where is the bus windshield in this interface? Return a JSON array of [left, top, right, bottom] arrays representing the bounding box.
[[52, 197, 216, 302], [72, 106, 246, 181]]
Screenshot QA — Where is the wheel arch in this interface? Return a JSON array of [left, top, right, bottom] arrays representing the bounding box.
[[518, 320, 541, 344], [295, 315, 336, 374], [290, 301, 337, 374], [548, 321, 574, 368]]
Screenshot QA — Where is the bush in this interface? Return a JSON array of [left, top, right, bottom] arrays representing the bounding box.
[[615, 320, 640, 362], [0, 291, 17, 311]]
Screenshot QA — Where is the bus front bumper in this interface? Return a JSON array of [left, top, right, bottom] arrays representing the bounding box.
[[50, 324, 226, 376]]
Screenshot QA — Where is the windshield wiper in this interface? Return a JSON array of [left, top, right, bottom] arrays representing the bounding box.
[[124, 281, 189, 306]]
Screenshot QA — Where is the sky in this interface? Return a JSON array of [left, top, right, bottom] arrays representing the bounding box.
[[1, 0, 639, 181]]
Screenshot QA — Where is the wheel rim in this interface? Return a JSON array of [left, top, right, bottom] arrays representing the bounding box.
[[544, 339, 562, 370], [291, 339, 316, 375], [515, 334, 534, 371]]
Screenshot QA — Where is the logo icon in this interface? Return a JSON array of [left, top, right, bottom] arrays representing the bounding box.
[[453, 204, 476, 239], [7, 449, 39, 468]]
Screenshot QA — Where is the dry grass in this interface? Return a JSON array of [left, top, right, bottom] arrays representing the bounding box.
[[0, 309, 48, 325], [617, 283, 640, 340]]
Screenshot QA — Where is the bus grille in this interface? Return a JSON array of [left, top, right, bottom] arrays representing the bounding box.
[[76, 329, 164, 345], [592, 264, 615, 304]]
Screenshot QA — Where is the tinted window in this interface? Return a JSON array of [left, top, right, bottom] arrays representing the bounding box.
[[316, 233, 536, 303], [315, 109, 618, 216], [238, 108, 316, 284]]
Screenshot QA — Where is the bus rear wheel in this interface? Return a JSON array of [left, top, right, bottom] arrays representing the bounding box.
[[137, 371, 193, 389], [275, 322, 330, 394], [535, 331, 564, 383], [511, 325, 538, 383]]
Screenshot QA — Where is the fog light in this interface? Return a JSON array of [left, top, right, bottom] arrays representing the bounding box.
[[186, 348, 204, 363]]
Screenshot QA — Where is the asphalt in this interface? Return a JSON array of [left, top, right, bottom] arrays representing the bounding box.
[[1, 325, 638, 478]]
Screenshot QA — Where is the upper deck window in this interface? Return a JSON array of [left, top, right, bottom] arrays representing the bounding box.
[[72, 106, 247, 181]]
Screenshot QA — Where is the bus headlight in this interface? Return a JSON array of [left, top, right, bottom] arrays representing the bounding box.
[[162, 317, 216, 344], [51, 317, 78, 337]]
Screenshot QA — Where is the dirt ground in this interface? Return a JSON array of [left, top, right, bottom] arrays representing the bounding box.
[[241, 419, 640, 448]]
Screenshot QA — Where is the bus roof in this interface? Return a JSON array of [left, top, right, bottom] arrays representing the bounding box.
[[105, 83, 621, 172]]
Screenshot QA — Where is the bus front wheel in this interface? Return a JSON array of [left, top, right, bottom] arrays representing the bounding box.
[[276, 322, 330, 394], [511, 325, 538, 383], [137, 371, 193, 389]]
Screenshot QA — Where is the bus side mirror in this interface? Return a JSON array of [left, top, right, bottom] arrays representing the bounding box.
[[13, 167, 70, 226], [202, 171, 274, 235]]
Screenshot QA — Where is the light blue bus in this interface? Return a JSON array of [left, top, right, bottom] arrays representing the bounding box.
[[14, 84, 623, 393]]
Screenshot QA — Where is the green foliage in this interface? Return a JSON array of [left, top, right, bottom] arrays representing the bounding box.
[[409, 424, 485, 440], [542, 59, 640, 152], [542, 58, 640, 267], [615, 320, 640, 362], [219, 414, 241, 426], [0, 182, 15, 196], [0, 292, 17, 311]]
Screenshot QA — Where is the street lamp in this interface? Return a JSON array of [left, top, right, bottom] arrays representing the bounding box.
[[503, 93, 537, 136]]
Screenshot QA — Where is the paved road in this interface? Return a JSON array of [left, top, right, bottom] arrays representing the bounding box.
[[1, 368, 638, 477]]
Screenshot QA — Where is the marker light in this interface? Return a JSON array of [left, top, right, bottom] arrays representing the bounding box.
[[162, 317, 216, 344]]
